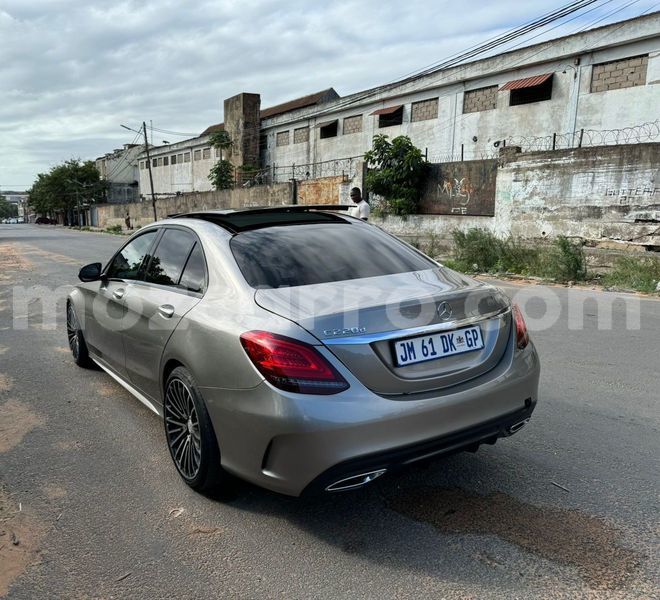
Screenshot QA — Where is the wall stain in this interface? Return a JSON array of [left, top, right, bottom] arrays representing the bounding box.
[[386, 487, 641, 590]]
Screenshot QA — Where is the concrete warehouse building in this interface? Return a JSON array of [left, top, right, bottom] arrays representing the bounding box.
[[137, 12, 660, 198]]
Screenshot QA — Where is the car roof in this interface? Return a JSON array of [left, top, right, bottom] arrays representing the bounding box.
[[167, 205, 358, 234]]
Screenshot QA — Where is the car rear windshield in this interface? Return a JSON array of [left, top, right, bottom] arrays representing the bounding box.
[[229, 223, 435, 288]]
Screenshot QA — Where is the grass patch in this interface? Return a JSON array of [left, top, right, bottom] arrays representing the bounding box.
[[602, 256, 660, 293], [449, 228, 588, 283], [105, 224, 123, 234]]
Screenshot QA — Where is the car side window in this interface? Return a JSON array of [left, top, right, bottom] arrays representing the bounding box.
[[106, 230, 158, 280], [178, 243, 207, 293], [144, 229, 196, 287]]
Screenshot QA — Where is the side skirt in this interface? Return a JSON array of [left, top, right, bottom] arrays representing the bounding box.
[[91, 357, 162, 416]]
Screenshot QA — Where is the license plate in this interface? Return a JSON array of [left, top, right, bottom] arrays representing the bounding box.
[[393, 325, 484, 367]]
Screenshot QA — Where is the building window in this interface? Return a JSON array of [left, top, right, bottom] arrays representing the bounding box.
[[215, 147, 221, 158], [276, 131, 290, 147], [318, 120, 338, 139], [140, 161, 146, 170], [411, 98, 438, 122], [202, 147, 211, 159], [591, 54, 648, 92], [371, 105, 404, 128], [171, 155, 177, 165], [163, 156, 169, 166], [157, 157, 164, 167], [504, 75, 553, 106], [463, 86, 498, 113], [178, 153, 184, 163], [193, 149, 202, 161], [293, 127, 309, 144], [184, 152, 191, 163], [343, 115, 362, 134], [152, 158, 157, 168]]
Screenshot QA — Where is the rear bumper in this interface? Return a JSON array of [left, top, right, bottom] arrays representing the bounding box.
[[302, 404, 533, 495], [201, 338, 540, 497]]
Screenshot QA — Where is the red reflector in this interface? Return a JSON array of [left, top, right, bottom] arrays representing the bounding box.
[[240, 331, 349, 395], [512, 304, 530, 350]]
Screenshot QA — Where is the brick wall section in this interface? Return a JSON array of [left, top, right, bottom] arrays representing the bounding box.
[[591, 55, 648, 92], [343, 115, 363, 134], [411, 98, 438, 122], [276, 131, 290, 146], [463, 86, 498, 113], [293, 127, 309, 143]]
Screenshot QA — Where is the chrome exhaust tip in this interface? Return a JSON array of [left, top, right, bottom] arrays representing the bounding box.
[[325, 469, 387, 492], [507, 418, 530, 435]]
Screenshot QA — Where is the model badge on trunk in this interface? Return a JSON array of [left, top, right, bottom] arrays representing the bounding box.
[[323, 327, 367, 336]]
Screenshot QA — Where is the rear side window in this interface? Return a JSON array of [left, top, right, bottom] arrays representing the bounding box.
[[179, 243, 206, 293], [106, 230, 158, 280], [145, 229, 195, 286], [230, 224, 435, 288]]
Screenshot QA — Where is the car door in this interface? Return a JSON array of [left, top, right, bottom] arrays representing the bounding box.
[[83, 229, 159, 377], [122, 227, 206, 403]]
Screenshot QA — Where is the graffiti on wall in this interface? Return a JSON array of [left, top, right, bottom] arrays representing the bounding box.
[[419, 160, 497, 216]]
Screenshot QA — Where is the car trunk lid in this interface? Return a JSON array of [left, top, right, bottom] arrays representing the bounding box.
[[255, 268, 511, 395]]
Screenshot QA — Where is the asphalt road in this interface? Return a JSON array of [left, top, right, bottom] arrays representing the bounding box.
[[0, 224, 658, 599]]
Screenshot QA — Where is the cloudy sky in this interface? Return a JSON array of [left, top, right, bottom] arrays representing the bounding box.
[[0, 0, 657, 191]]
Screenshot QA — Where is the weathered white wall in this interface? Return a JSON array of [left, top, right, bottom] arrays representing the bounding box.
[[261, 13, 660, 168], [372, 143, 659, 247]]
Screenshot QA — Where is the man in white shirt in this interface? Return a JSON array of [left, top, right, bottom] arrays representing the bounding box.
[[349, 187, 370, 221]]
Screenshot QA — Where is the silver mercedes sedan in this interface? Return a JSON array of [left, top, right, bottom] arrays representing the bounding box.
[[67, 206, 540, 497]]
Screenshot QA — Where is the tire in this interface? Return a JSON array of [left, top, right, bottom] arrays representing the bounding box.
[[66, 302, 94, 368], [163, 366, 232, 497]]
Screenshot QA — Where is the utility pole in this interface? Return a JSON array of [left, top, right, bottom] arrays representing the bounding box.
[[142, 121, 158, 221]]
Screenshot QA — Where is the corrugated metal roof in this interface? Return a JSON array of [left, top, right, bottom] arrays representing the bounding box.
[[260, 88, 339, 120], [499, 73, 553, 91], [370, 105, 403, 116], [201, 89, 340, 137]]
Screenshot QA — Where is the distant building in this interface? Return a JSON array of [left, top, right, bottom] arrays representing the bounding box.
[[137, 12, 659, 196], [2, 191, 28, 219], [95, 144, 141, 203]]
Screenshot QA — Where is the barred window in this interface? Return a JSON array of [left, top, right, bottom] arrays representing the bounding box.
[[163, 156, 169, 166], [276, 131, 290, 147], [171, 155, 177, 165], [463, 86, 498, 113], [193, 149, 202, 161], [202, 147, 211, 159], [293, 127, 309, 144], [343, 115, 362, 134], [411, 98, 438, 122], [177, 153, 184, 163], [184, 153, 191, 163]]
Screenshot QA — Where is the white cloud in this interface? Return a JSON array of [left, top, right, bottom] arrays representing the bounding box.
[[0, 0, 656, 189]]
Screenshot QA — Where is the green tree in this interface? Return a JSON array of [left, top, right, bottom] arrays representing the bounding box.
[[0, 194, 19, 219], [364, 135, 428, 216], [208, 131, 234, 190], [28, 159, 106, 217]]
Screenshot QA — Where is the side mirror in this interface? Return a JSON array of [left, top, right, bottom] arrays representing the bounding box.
[[78, 262, 103, 282]]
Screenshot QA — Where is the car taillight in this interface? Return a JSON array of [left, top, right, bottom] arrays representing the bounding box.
[[240, 331, 349, 395], [512, 304, 530, 350]]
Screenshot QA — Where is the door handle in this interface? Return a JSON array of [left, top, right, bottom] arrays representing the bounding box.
[[158, 304, 175, 318], [113, 288, 125, 299]]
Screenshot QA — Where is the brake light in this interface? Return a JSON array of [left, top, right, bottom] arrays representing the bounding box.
[[512, 304, 529, 350], [240, 331, 349, 395]]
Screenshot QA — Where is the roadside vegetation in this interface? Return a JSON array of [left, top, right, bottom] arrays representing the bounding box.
[[601, 256, 660, 293], [444, 228, 587, 283], [440, 228, 659, 293], [364, 135, 428, 217]]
